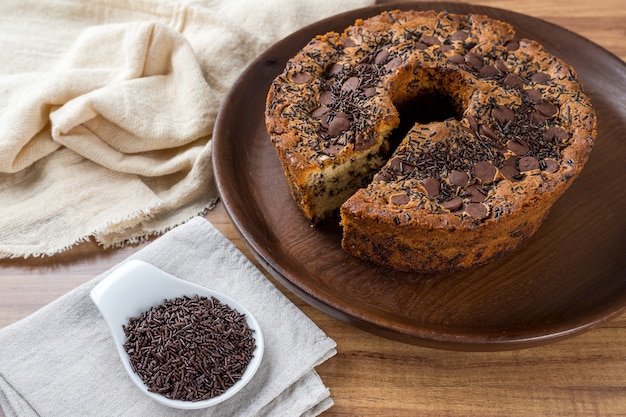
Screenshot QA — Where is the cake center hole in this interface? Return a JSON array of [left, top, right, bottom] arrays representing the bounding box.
[[390, 91, 463, 146]]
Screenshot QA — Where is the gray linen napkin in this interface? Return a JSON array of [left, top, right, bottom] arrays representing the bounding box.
[[0, 217, 337, 416]]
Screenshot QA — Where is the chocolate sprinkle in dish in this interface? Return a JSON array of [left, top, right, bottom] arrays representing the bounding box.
[[123, 295, 256, 403]]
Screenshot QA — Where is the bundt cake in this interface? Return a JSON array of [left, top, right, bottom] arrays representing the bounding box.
[[265, 9, 596, 272]]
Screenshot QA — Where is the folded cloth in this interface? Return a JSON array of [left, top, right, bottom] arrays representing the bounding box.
[[0, 0, 374, 258], [0, 217, 337, 416]]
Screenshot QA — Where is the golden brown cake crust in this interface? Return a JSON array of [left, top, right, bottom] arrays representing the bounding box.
[[265, 10, 597, 272]]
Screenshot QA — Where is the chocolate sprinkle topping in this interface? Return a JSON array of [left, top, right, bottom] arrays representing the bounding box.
[[268, 10, 594, 225]]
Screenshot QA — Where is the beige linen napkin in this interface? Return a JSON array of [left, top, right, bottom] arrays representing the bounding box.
[[0, 217, 337, 416], [0, 0, 374, 258]]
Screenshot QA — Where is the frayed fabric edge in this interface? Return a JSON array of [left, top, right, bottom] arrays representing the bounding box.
[[0, 197, 219, 260], [0, 234, 93, 260], [98, 196, 219, 249]]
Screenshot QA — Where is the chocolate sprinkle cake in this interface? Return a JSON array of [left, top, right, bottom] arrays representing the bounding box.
[[265, 10, 596, 272]]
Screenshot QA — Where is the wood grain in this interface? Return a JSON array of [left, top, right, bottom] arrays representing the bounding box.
[[1, 0, 625, 415]]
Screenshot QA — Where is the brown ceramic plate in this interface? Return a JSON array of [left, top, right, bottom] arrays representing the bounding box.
[[213, 1, 626, 351]]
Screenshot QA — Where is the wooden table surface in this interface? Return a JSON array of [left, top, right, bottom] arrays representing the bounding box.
[[1, 1, 624, 416]]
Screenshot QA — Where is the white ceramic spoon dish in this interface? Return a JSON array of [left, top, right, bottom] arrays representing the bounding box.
[[90, 259, 264, 410]]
